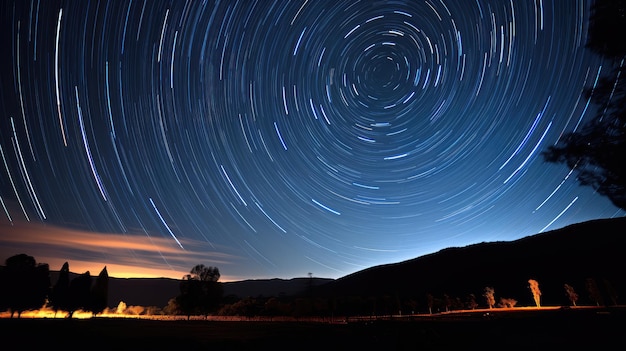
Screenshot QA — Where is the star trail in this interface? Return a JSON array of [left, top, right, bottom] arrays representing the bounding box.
[[1, 0, 624, 280]]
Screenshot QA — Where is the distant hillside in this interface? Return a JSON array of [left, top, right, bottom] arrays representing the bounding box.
[[49, 273, 333, 308], [310, 217, 626, 308], [222, 277, 333, 299], [106, 277, 332, 307]]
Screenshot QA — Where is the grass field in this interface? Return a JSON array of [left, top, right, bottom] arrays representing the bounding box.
[[1, 307, 624, 350]]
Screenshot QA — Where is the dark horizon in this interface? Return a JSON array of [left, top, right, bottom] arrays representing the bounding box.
[[2, 216, 624, 321]]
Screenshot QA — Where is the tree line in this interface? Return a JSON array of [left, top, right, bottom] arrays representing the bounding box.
[[210, 276, 616, 319], [1, 253, 620, 319], [0, 254, 109, 318], [0, 253, 226, 319], [185, 273, 617, 319]]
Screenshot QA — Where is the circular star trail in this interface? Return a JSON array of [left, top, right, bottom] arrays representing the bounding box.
[[1, 0, 624, 279]]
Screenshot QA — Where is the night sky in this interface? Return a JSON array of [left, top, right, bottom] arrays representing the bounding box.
[[1, 0, 624, 281]]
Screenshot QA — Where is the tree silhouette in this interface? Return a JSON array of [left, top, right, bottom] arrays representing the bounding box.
[[0, 268, 6, 313], [67, 271, 92, 318], [0, 254, 50, 318], [162, 298, 179, 315], [426, 293, 434, 314], [483, 287, 495, 309], [528, 279, 541, 307], [89, 266, 109, 316], [586, 0, 626, 58], [541, 0, 626, 210], [585, 277, 604, 306], [190, 264, 220, 282], [176, 276, 202, 319], [49, 262, 71, 316], [176, 265, 223, 319], [564, 283, 579, 306], [443, 294, 452, 312], [602, 278, 619, 306], [465, 293, 478, 310], [498, 298, 517, 308]]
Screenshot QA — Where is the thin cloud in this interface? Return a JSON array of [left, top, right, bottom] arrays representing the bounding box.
[[0, 219, 242, 280]]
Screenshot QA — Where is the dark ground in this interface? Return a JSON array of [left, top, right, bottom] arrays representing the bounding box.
[[1, 307, 624, 350]]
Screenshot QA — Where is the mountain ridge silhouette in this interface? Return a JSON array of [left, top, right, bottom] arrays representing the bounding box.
[[49, 217, 625, 308], [308, 216, 625, 308]]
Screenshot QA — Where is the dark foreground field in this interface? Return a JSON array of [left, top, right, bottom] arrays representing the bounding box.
[[2, 307, 625, 350]]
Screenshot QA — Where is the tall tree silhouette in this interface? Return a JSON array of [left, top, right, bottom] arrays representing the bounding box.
[[49, 262, 71, 316], [564, 283, 579, 306], [528, 279, 541, 307], [586, 0, 626, 58], [542, 0, 626, 210], [67, 271, 92, 318], [176, 265, 223, 319], [89, 266, 109, 316], [585, 277, 604, 306], [483, 287, 495, 309]]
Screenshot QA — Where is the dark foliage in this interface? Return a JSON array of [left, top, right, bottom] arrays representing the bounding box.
[[542, 0, 626, 210], [190, 264, 220, 282], [176, 265, 223, 318], [176, 278, 203, 317], [0, 254, 50, 317], [49, 262, 70, 315], [586, 0, 626, 58], [47, 262, 110, 317], [89, 266, 109, 316], [67, 271, 92, 318]]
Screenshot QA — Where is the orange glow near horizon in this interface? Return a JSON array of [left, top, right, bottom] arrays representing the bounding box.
[[0, 301, 170, 319], [44, 258, 189, 280], [0, 218, 242, 281]]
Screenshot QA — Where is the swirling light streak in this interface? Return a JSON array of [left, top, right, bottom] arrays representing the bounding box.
[[0, 0, 623, 280]]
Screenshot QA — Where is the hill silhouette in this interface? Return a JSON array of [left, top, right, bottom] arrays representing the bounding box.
[[48, 217, 625, 309], [48, 273, 333, 308], [309, 217, 626, 309]]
